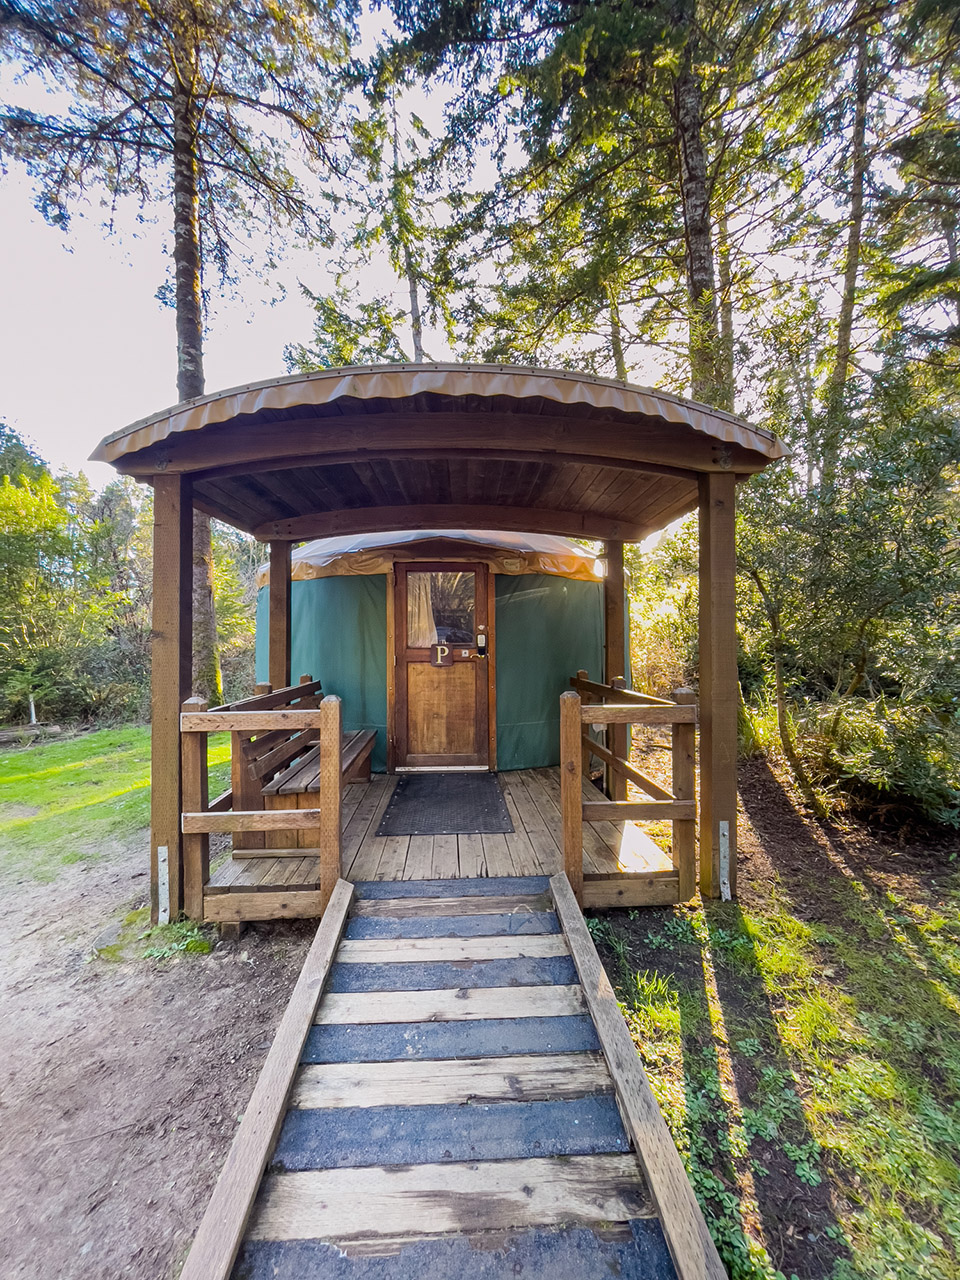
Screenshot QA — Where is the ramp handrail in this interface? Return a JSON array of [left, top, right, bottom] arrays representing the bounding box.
[[560, 680, 696, 904], [179, 692, 343, 920]]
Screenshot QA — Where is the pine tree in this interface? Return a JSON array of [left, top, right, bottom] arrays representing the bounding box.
[[1, 0, 355, 698]]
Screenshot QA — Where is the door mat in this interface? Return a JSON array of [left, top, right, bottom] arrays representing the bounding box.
[[376, 773, 515, 837]]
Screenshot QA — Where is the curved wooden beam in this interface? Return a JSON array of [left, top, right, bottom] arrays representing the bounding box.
[[115, 412, 760, 477], [189, 445, 698, 487], [253, 504, 650, 544]]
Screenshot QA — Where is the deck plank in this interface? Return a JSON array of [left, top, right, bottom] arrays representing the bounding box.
[[351, 892, 552, 918], [404, 835, 434, 881], [315, 984, 586, 1025], [291, 1053, 611, 1108], [504, 773, 566, 872], [247, 1155, 654, 1243], [340, 776, 395, 880], [372, 835, 410, 881], [502, 784, 554, 875], [336, 935, 570, 961], [431, 833, 460, 879], [457, 832, 486, 877], [343, 911, 560, 939], [523, 769, 606, 874]]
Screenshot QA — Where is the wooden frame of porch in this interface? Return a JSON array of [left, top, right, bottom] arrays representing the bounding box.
[[92, 365, 786, 921]]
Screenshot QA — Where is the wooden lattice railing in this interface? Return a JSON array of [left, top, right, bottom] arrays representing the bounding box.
[[560, 676, 697, 905], [179, 683, 343, 920]]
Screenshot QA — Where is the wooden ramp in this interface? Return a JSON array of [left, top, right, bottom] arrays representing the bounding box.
[[181, 875, 725, 1280]]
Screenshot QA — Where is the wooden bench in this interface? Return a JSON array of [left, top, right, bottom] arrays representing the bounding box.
[[258, 727, 376, 849], [222, 678, 376, 852], [245, 701, 378, 849], [261, 728, 377, 796]]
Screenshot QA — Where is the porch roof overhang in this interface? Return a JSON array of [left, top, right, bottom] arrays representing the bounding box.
[[91, 364, 787, 543]]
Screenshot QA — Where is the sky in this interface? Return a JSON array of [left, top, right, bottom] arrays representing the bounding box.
[[0, 16, 454, 493], [0, 27, 660, 497], [0, 172, 351, 490]]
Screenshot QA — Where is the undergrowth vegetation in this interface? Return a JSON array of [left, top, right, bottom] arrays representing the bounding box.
[[588, 838, 960, 1279], [628, 452, 960, 834]]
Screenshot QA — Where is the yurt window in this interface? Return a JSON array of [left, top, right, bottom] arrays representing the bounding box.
[[406, 571, 476, 647]]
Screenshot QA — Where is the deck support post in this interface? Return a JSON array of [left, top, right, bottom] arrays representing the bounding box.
[[672, 687, 697, 901], [603, 539, 628, 800], [559, 690, 584, 904], [268, 540, 292, 692], [181, 696, 210, 921], [151, 473, 193, 922], [698, 472, 738, 899], [319, 695, 343, 914]]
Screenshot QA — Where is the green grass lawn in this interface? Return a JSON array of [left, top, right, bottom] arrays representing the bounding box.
[[592, 763, 960, 1280], [0, 725, 231, 881]]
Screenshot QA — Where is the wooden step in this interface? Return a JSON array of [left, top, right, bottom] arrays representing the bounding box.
[[247, 1155, 655, 1244], [291, 1052, 612, 1108], [314, 984, 587, 1025]]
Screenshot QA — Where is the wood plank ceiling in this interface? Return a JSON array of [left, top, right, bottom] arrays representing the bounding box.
[[96, 377, 785, 543]]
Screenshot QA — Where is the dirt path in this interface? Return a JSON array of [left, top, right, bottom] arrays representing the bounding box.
[[0, 837, 313, 1279]]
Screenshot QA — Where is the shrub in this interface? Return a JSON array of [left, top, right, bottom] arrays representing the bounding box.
[[801, 699, 960, 829]]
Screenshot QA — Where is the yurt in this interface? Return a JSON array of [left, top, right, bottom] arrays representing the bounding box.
[[254, 529, 612, 773]]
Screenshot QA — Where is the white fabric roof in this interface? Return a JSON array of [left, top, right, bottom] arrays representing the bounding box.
[[292, 529, 597, 567]]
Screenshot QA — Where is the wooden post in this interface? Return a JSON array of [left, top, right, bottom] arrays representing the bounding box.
[[672, 688, 697, 902], [181, 697, 209, 921], [151, 473, 192, 923], [268, 541, 291, 693], [319, 694, 343, 914], [698, 472, 738, 899], [560, 690, 584, 904], [603, 540, 628, 800], [576, 669, 593, 777]]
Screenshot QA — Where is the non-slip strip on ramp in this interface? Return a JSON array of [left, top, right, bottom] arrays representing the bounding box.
[[181, 875, 726, 1280]]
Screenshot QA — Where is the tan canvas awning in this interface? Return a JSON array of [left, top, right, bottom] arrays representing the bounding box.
[[256, 529, 605, 585], [92, 363, 787, 542]]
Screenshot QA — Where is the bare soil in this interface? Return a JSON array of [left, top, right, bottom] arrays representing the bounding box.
[[0, 838, 313, 1280], [3, 765, 956, 1280]]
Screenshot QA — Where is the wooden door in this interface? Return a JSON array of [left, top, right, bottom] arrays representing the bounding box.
[[394, 563, 491, 769]]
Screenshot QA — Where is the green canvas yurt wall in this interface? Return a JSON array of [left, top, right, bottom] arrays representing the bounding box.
[[255, 575, 389, 771], [254, 572, 604, 772]]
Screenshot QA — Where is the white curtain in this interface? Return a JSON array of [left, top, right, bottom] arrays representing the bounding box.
[[407, 574, 438, 647]]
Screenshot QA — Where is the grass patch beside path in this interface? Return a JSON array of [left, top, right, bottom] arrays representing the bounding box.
[[590, 802, 960, 1278], [0, 726, 231, 880]]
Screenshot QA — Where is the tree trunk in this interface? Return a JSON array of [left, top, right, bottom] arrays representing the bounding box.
[[717, 213, 735, 413], [404, 240, 425, 362], [608, 285, 627, 380], [747, 567, 825, 817], [822, 24, 869, 491], [172, 73, 221, 703], [943, 212, 960, 329], [673, 57, 723, 406]]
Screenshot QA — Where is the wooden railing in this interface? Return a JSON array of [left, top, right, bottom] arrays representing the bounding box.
[[220, 674, 324, 849], [179, 686, 343, 921], [560, 677, 697, 905]]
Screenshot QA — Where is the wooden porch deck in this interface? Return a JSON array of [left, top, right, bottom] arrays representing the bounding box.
[[204, 769, 678, 922]]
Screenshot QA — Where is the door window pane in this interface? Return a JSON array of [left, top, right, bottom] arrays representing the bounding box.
[[407, 571, 475, 646]]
